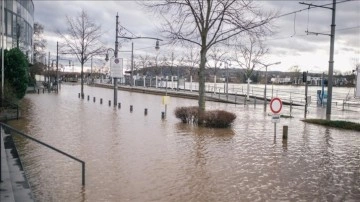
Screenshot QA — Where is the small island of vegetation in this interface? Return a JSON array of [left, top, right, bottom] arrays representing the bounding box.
[[302, 119, 360, 132]]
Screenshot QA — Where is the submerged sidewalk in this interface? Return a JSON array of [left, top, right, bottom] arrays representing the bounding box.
[[1, 128, 34, 202]]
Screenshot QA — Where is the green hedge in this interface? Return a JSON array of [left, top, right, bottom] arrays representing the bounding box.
[[303, 119, 360, 131]]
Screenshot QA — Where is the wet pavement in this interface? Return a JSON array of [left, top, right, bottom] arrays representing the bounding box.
[[2, 83, 360, 201]]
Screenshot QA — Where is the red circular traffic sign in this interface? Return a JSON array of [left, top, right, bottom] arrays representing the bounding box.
[[270, 98, 282, 114]]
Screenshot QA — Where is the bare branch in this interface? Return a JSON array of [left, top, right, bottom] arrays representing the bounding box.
[[57, 9, 106, 96]]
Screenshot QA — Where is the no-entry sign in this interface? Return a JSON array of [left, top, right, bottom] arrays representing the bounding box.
[[270, 98, 282, 114]]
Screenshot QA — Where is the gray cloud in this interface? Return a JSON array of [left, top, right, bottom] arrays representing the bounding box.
[[33, 0, 359, 72]]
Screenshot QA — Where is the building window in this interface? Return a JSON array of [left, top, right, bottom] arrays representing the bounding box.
[[6, 11, 13, 36]]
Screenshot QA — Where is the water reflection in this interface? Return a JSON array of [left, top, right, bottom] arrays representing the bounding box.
[[7, 84, 360, 201]]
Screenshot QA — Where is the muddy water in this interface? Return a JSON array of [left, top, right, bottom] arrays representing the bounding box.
[[9, 84, 360, 201]]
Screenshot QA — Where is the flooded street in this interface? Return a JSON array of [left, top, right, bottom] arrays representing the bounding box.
[[8, 84, 360, 201]]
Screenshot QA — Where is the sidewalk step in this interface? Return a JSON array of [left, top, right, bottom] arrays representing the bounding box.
[[1, 130, 34, 202]]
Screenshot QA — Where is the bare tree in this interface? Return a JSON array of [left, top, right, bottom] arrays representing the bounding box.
[[159, 54, 169, 76], [58, 9, 105, 97], [33, 22, 47, 63], [233, 36, 268, 81], [289, 65, 301, 84], [168, 52, 176, 76], [143, 0, 276, 111], [207, 45, 228, 92], [150, 51, 161, 76], [232, 36, 268, 99], [183, 45, 200, 80], [137, 54, 151, 70]]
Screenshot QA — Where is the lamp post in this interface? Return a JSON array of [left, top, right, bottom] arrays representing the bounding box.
[[254, 61, 281, 112], [105, 48, 118, 107], [116, 36, 162, 86], [107, 13, 163, 106]]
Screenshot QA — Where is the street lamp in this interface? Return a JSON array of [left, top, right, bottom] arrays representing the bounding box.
[[107, 13, 163, 107], [116, 36, 162, 86], [254, 61, 281, 112]]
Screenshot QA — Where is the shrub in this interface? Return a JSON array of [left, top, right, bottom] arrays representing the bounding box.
[[174, 107, 236, 128], [203, 110, 236, 128], [1, 48, 29, 99], [174, 106, 199, 123]]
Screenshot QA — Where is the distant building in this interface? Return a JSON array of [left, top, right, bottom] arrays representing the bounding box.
[[1, 0, 34, 62], [309, 77, 322, 85], [271, 76, 291, 84]]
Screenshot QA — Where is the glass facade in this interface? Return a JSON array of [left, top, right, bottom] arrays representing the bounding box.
[[1, 0, 34, 62]]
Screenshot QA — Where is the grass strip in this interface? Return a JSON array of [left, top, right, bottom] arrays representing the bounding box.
[[302, 119, 360, 131]]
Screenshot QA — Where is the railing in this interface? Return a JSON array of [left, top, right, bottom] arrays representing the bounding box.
[[0, 123, 85, 186]]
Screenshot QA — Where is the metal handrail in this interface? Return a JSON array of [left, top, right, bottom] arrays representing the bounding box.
[[0, 123, 85, 186]]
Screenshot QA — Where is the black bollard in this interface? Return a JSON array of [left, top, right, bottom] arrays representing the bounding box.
[[144, 108, 148, 115], [130, 105, 133, 112], [283, 125, 288, 140], [78, 93, 80, 98], [108, 100, 111, 106], [100, 98, 103, 104], [38, 89, 40, 94], [161, 112, 165, 119], [118, 103, 121, 109], [93, 97, 96, 102], [87, 95, 90, 101]]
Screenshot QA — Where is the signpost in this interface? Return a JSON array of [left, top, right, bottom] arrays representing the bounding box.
[[111, 58, 123, 78], [270, 98, 283, 136], [162, 96, 170, 118]]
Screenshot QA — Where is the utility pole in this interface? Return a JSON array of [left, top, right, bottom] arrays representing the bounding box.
[[131, 42, 134, 86], [1, 0, 4, 100], [327, 0, 336, 119], [305, 71, 308, 118], [48, 52, 50, 90], [90, 56, 93, 84], [300, 0, 336, 119], [113, 13, 119, 107], [56, 41, 59, 93]]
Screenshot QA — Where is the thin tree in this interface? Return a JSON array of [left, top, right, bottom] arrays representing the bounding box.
[[288, 65, 301, 85], [207, 45, 228, 92], [160, 54, 169, 76], [58, 9, 105, 97], [232, 36, 268, 99], [33, 22, 47, 63], [183, 45, 200, 81], [150, 52, 161, 77], [168, 52, 178, 76], [233, 36, 268, 82], [143, 0, 276, 111]]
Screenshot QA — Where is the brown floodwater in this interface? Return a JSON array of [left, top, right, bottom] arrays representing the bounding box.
[[8, 84, 360, 201]]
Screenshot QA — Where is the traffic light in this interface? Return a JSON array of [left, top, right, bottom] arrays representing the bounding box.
[[302, 71, 307, 82]]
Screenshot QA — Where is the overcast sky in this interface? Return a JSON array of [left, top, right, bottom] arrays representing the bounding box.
[[33, 0, 360, 74]]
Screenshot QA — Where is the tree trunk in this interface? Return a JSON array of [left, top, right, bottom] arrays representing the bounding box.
[[81, 63, 84, 98], [198, 47, 207, 112]]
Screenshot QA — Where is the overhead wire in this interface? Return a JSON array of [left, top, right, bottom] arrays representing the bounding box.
[[263, 26, 360, 42], [275, 0, 352, 19], [260, 0, 357, 42]]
